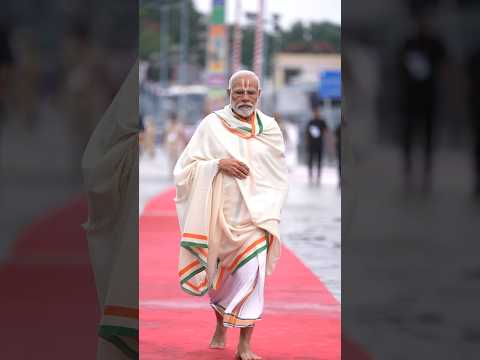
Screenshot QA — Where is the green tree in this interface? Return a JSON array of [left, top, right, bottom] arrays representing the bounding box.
[[309, 22, 341, 51], [139, 0, 207, 66]]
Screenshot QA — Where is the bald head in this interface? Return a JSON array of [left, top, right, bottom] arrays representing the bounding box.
[[227, 70, 261, 118], [228, 70, 261, 90]]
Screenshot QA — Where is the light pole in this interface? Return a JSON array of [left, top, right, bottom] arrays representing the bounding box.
[[160, 3, 170, 86], [178, 0, 189, 121]]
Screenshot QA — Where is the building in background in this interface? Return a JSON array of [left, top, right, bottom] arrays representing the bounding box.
[[274, 52, 341, 88]]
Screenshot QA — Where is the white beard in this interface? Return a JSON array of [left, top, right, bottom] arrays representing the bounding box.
[[231, 101, 254, 118]]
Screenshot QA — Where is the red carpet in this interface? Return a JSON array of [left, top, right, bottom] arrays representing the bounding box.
[[0, 188, 370, 359], [140, 188, 341, 360], [0, 196, 99, 358]]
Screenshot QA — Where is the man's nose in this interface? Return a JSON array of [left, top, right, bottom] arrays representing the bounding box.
[[240, 92, 251, 101]]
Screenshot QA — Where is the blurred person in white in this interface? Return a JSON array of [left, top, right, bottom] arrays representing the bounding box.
[[174, 70, 288, 360], [143, 115, 157, 159], [164, 112, 187, 177]]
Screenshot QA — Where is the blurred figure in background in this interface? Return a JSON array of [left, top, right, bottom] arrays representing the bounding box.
[[335, 115, 342, 188], [62, 22, 110, 180], [274, 112, 298, 169], [305, 106, 328, 186], [467, 47, 480, 199], [164, 112, 187, 178], [143, 115, 157, 159], [398, 12, 447, 192]]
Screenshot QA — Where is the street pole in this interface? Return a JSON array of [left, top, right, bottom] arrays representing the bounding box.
[[160, 4, 169, 86], [232, 0, 243, 73], [179, 0, 189, 120], [254, 0, 264, 85], [158, 1, 171, 125]]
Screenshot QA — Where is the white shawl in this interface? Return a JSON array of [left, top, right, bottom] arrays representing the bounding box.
[[174, 106, 288, 296]]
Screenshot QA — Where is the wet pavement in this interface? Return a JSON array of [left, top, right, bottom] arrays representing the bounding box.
[[139, 146, 341, 303]]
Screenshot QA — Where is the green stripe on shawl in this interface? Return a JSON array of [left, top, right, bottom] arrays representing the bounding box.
[[232, 244, 268, 274], [180, 266, 206, 284], [256, 112, 263, 135], [98, 325, 138, 359]]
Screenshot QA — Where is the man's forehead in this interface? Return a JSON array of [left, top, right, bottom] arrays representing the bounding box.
[[231, 76, 259, 89]]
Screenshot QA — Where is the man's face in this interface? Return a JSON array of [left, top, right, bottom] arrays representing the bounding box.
[[228, 76, 261, 118]]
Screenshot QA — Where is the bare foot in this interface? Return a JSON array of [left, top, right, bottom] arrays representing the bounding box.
[[235, 348, 262, 359], [209, 325, 226, 349]]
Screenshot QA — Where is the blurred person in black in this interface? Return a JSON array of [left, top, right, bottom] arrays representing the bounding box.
[[335, 115, 342, 188], [398, 11, 447, 192], [305, 107, 328, 186], [468, 48, 480, 199]]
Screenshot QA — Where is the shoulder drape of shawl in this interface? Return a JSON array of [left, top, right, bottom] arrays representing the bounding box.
[[82, 61, 139, 358], [174, 108, 288, 297]]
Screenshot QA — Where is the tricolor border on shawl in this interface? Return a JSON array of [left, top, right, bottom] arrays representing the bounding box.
[[179, 231, 273, 295], [179, 232, 209, 296], [98, 305, 138, 359], [217, 111, 264, 139], [211, 231, 272, 291], [180, 232, 208, 265], [227, 232, 269, 274]]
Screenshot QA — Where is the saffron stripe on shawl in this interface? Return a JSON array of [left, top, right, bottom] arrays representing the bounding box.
[[178, 260, 200, 277], [217, 110, 263, 139], [187, 278, 208, 291], [181, 233, 208, 250], [104, 306, 139, 319], [233, 243, 268, 274], [179, 262, 205, 283], [221, 121, 254, 139], [212, 265, 226, 290], [182, 233, 208, 240], [181, 278, 209, 296], [227, 235, 268, 272]]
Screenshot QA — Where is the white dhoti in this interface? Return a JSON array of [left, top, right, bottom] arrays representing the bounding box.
[[209, 175, 268, 327], [210, 249, 266, 327]]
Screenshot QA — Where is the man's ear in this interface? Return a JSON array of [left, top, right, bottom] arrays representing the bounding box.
[[258, 89, 262, 98], [226, 89, 231, 97]]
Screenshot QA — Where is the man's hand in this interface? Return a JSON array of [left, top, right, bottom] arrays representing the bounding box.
[[218, 159, 250, 179]]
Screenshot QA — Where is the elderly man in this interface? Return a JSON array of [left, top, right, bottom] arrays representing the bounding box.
[[174, 70, 288, 360]]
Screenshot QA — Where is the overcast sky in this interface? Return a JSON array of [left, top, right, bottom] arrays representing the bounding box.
[[192, 0, 341, 29]]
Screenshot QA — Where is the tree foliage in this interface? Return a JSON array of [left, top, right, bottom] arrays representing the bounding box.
[[140, 1, 340, 79], [140, 0, 207, 65]]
